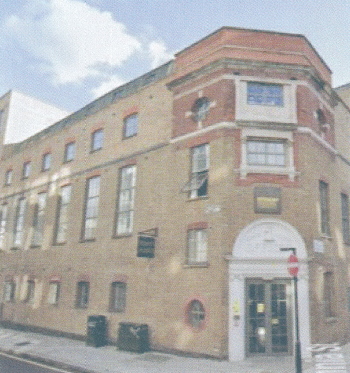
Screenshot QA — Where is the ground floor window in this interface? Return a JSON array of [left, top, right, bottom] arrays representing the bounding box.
[[187, 299, 205, 329], [109, 282, 126, 312], [48, 281, 60, 305], [76, 281, 89, 308], [3, 281, 15, 302]]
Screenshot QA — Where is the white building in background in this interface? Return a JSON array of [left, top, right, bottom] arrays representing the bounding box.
[[0, 90, 70, 145]]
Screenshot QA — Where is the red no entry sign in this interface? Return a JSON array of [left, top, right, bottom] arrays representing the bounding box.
[[288, 254, 299, 276]]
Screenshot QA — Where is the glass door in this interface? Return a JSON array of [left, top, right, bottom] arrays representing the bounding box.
[[246, 279, 291, 355]]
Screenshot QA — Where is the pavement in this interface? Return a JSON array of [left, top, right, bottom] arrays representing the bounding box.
[[0, 327, 348, 373]]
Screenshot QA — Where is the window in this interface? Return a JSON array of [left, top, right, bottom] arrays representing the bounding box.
[[0, 204, 8, 249], [109, 282, 126, 312], [192, 97, 210, 122], [42, 153, 51, 171], [4, 169, 12, 186], [48, 281, 60, 305], [22, 161, 31, 179], [187, 300, 205, 329], [341, 193, 350, 244], [0, 110, 4, 127], [91, 129, 104, 152], [123, 113, 138, 138], [115, 165, 136, 236], [247, 82, 284, 106], [25, 280, 35, 304], [54, 185, 71, 244], [320, 181, 330, 236], [31, 192, 47, 247], [64, 141, 76, 162], [324, 272, 335, 317], [76, 281, 89, 308], [182, 144, 209, 199], [82, 176, 100, 240], [247, 139, 285, 167], [13, 198, 26, 248], [3, 280, 15, 302], [187, 229, 208, 264]]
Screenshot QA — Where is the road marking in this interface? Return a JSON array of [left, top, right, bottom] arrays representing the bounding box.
[[0, 351, 76, 372]]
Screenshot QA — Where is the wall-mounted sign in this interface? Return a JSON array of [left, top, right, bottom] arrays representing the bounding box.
[[313, 239, 325, 253], [254, 187, 281, 214]]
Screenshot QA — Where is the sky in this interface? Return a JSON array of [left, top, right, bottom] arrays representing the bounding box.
[[0, 0, 349, 113]]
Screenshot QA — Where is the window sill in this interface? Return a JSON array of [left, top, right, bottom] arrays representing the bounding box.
[[184, 262, 209, 268], [237, 166, 298, 181], [52, 242, 67, 246], [79, 238, 96, 243], [187, 196, 209, 202], [113, 234, 133, 239], [325, 316, 338, 324], [320, 235, 332, 240], [90, 148, 102, 153]]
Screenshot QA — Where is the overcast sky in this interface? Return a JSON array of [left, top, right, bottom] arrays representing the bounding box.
[[0, 0, 349, 112]]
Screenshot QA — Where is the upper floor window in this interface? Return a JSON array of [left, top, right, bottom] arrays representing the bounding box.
[[187, 228, 208, 265], [0, 204, 8, 250], [341, 193, 350, 244], [115, 165, 136, 236], [4, 169, 12, 186], [22, 161, 31, 179], [187, 300, 205, 329], [123, 113, 138, 138], [91, 129, 104, 152], [319, 181, 330, 236], [247, 139, 286, 167], [54, 185, 72, 244], [247, 82, 284, 106], [192, 97, 210, 122], [82, 176, 100, 240], [13, 198, 26, 248], [42, 153, 51, 171], [182, 144, 209, 199], [324, 271, 335, 317], [64, 141, 76, 162], [31, 192, 47, 247]]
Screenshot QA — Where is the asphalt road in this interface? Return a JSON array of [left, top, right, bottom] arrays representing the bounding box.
[[0, 352, 75, 373]]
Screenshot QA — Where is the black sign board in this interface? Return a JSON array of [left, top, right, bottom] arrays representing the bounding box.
[[137, 235, 155, 258]]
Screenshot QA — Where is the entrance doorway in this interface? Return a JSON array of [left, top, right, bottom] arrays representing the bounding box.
[[246, 279, 292, 355]]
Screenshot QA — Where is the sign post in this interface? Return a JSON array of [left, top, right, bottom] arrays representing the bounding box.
[[281, 248, 302, 373]]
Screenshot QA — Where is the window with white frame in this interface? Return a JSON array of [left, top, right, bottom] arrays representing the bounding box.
[[192, 97, 211, 122], [0, 204, 8, 250], [76, 281, 89, 308], [22, 161, 31, 179], [42, 153, 51, 171], [109, 282, 127, 312], [13, 198, 26, 248], [182, 144, 209, 199], [48, 281, 60, 305], [25, 280, 35, 304], [91, 129, 104, 152], [247, 82, 284, 106], [187, 229, 208, 264], [247, 139, 286, 167], [115, 165, 136, 235], [82, 176, 100, 240], [31, 192, 47, 247], [4, 169, 12, 186], [54, 185, 71, 244], [123, 113, 138, 138], [64, 141, 76, 162], [341, 193, 350, 244], [3, 280, 15, 302]]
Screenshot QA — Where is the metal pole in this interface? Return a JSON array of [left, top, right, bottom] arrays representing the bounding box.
[[294, 275, 302, 373]]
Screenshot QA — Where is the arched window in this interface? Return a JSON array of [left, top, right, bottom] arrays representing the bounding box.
[[187, 300, 205, 329]]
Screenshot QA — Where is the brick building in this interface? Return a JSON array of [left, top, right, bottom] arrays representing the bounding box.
[[0, 27, 350, 361]]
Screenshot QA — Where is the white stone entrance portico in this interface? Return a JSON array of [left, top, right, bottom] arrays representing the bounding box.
[[227, 218, 311, 361]]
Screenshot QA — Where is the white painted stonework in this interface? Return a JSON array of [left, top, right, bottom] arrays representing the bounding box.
[[227, 218, 311, 361]]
